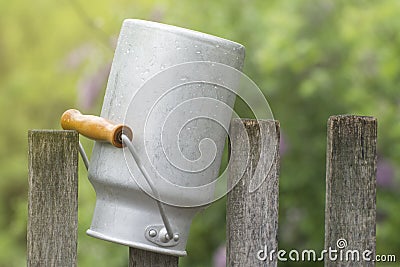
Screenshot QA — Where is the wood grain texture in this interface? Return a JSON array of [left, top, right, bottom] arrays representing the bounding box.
[[61, 109, 132, 148], [129, 247, 179, 267], [324, 115, 377, 267], [227, 119, 280, 267], [27, 130, 79, 267]]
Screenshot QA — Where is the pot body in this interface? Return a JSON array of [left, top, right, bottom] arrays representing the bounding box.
[[87, 19, 245, 256]]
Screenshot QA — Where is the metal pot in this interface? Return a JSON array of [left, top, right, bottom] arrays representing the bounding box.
[[62, 19, 245, 256]]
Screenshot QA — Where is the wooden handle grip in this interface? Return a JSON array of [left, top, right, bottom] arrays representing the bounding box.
[[61, 109, 133, 148]]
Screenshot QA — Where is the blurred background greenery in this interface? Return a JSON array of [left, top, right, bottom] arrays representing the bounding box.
[[0, 0, 399, 266]]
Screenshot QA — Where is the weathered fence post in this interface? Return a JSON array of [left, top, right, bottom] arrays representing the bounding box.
[[27, 130, 79, 267], [227, 119, 280, 266], [324, 115, 377, 266], [129, 248, 179, 267]]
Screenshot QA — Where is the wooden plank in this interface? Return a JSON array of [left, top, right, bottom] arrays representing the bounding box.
[[27, 130, 79, 267], [324, 115, 377, 267], [129, 248, 179, 267], [227, 119, 280, 267]]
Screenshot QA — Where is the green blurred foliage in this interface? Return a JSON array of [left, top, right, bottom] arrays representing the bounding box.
[[0, 0, 399, 266]]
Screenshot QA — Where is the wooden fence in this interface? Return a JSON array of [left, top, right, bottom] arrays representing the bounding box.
[[27, 115, 377, 266]]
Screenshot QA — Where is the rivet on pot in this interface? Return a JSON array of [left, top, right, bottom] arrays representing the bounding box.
[[148, 229, 157, 238], [173, 234, 179, 242]]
